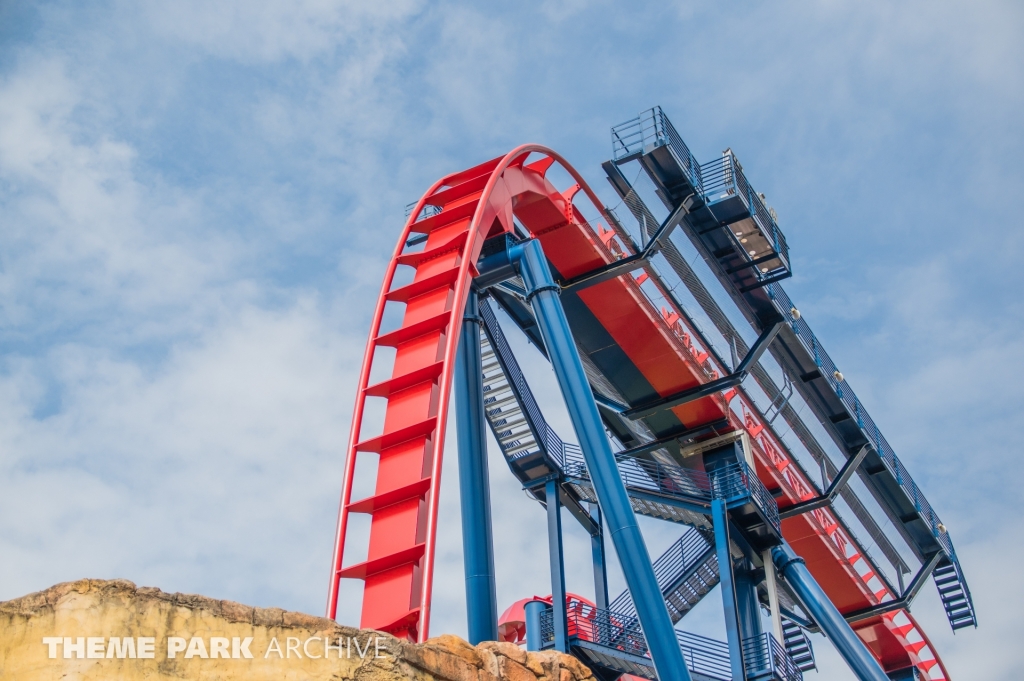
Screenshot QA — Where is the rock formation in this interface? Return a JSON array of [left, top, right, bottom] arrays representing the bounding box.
[[0, 579, 596, 681]]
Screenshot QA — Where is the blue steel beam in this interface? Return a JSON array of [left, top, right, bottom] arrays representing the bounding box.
[[712, 498, 746, 681], [590, 502, 610, 610], [455, 290, 499, 644], [734, 561, 763, 644], [546, 476, 569, 652], [772, 542, 889, 681], [621, 321, 783, 421], [507, 239, 693, 681], [525, 600, 547, 652]]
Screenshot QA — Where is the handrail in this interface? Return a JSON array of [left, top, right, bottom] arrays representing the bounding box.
[[611, 110, 971, 623], [608, 529, 714, 615], [612, 107, 790, 282], [699, 153, 790, 274], [563, 446, 781, 534], [479, 297, 567, 466], [611, 107, 702, 189], [538, 603, 801, 681], [764, 285, 959, 561], [742, 632, 804, 681]]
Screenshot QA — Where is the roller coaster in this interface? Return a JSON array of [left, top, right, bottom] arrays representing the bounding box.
[[326, 107, 976, 681]]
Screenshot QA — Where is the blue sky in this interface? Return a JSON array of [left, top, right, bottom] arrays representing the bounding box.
[[0, 1, 1020, 679]]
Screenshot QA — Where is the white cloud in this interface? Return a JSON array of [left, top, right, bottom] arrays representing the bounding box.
[[0, 1, 1021, 678], [142, 0, 422, 64], [0, 300, 361, 607]]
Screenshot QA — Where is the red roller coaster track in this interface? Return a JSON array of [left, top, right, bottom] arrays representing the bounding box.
[[326, 145, 951, 679]]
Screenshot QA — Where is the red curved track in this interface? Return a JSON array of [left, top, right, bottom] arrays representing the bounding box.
[[327, 147, 950, 679]]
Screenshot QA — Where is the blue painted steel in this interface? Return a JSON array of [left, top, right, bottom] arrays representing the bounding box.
[[455, 290, 499, 644], [734, 560, 763, 644], [525, 600, 547, 652], [509, 238, 692, 681], [712, 499, 746, 681], [772, 542, 889, 681], [590, 502, 609, 610], [546, 476, 569, 653]]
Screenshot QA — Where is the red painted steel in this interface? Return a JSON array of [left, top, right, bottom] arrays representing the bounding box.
[[327, 145, 597, 642], [497, 594, 598, 644], [328, 147, 951, 677]]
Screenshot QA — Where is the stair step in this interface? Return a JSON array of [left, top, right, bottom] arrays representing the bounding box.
[[499, 425, 530, 441], [490, 414, 526, 428], [782, 619, 816, 672], [482, 379, 510, 392], [933, 560, 978, 629], [503, 442, 540, 457], [485, 394, 519, 409], [500, 438, 535, 453]]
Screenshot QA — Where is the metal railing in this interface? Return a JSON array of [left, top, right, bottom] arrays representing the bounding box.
[[608, 529, 714, 615], [480, 299, 567, 466], [539, 604, 731, 680], [699, 154, 790, 274], [675, 630, 733, 681], [713, 461, 782, 534], [540, 603, 800, 681], [564, 445, 712, 503], [404, 201, 443, 220], [612, 107, 703, 190], [563, 447, 781, 534], [764, 284, 958, 559], [742, 633, 804, 681], [612, 107, 789, 281]]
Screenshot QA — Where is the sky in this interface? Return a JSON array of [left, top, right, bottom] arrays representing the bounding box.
[[0, 1, 1021, 679]]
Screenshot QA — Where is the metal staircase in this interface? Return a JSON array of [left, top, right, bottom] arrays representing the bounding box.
[[933, 559, 978, 631], [781, 618, 815, 672], [481, 334, 542, 460], [477, 297, 600, 532], [479, 295, 804, 680], [608, 528, 720, 624], [477, 297, 565, 472]]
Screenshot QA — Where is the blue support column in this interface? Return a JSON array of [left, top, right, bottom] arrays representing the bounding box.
[[525, 600, 547, 652], [546, 476, 569, 652], [590, 502, 609, 610], [735, 556, 765, 675], [712, 498, 747, 681], [455, 290, 499, 644], [771, 542, 890, 681], [511, 239, 692, 681], [735, 562, 763, 643]]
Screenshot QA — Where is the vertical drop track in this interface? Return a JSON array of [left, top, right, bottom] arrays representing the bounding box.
[[327, 146, 603, 642]]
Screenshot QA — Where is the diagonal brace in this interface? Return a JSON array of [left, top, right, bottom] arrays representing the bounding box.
[[560, 198, 693, 294], [838, 552, 945, 625], [622, 321, 783, 420], [779, 445, 871, 519]]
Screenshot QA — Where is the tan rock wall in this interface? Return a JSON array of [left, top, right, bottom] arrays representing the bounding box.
[[0, 580, 595, 681]]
